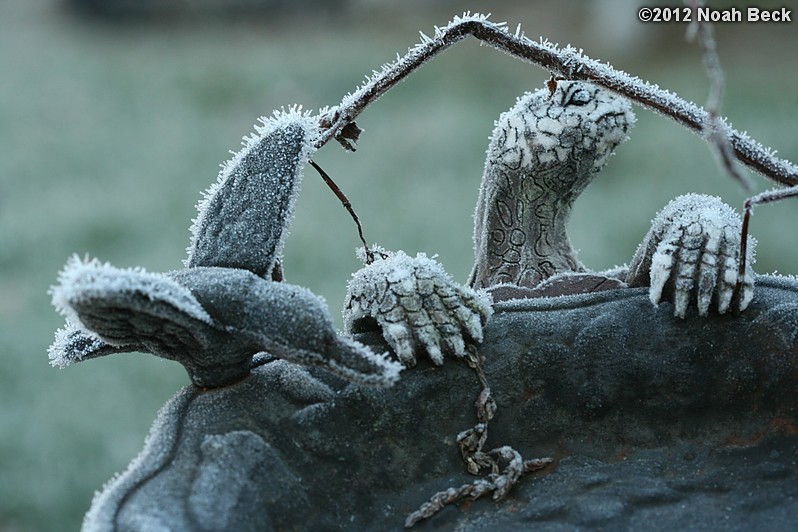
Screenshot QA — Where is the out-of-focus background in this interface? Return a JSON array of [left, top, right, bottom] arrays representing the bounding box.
[[1, 0, 796, 529]]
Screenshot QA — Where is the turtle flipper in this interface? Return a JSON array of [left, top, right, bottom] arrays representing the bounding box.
[[50, 256, 216, 362], [185, 110, 318, 277]]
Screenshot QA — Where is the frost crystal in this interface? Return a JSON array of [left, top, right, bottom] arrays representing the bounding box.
[[319, 13, 797, 186], [186, 109, 319, 277], [48, 322, 125, 368], [52, 255, 211, 324], [345, 247, 492, 367]]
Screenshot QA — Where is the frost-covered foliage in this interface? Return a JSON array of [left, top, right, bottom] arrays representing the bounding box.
[[627, 193, 755, 318], [186, 108, 319, 278], [470, 80, 635, 289], [49, 111, 403, 388], [344, 247, 493, 367], [52, 255, 212, 330], [44, 11, 798, 531], [49, 323, 128, 369], [49, 258, 401, 387], [49, 255, 211, 369]]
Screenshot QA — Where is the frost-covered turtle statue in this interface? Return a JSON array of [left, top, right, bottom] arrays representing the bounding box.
[[345, 80, 755, 367]]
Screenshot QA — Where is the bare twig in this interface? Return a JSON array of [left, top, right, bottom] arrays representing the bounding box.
[[686, 1, 756, 308], [738, 185, 798, 282], [316, 13, 797, 188], [687, 0, 752, 191], [308, 159, 374, 263]]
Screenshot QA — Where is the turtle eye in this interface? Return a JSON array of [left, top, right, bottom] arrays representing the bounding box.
[[565, 88, 591, 106]]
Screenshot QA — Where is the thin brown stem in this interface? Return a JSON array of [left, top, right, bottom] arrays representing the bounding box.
[[308, 159, 374, 263], [733, 198, 752, 307], [316, 14, 797, 187], [734, 184, 798, 301], [688, 1, 756, 304]]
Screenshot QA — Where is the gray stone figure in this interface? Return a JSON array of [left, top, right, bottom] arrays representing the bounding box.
[[79, 279, 798, 531], [49, 81, 796, 531]]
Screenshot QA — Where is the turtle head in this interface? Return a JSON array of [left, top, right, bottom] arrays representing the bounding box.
[[489, 80, 635, 202]]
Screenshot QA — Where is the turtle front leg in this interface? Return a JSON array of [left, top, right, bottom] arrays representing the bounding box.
[[625, 193, 755, 318], [344, 248, 493, 367]]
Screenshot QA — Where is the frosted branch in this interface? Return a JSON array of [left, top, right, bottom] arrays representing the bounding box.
[[688, 0, 752, 190], [317, 13, 797, 187]]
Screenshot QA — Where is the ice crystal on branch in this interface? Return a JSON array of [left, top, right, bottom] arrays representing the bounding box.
[[317, 13, 797, 188]]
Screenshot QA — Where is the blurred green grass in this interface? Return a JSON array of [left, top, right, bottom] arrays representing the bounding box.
[[1, 1, 796, 529]]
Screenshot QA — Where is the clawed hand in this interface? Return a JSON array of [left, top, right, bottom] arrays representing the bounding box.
[[344, 248, 493, 367], [626, 193, 755, 318]]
